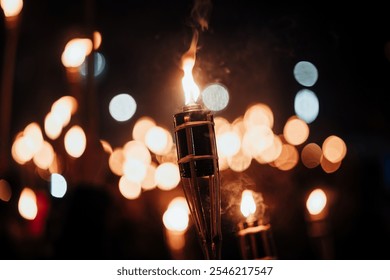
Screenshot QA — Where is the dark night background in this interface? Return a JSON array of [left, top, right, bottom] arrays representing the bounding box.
[[1, 0, 390, 260]]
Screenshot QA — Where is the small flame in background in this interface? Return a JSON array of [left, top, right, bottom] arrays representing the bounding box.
[[240, 190, 256, 218], [0, 0, 23, 18]]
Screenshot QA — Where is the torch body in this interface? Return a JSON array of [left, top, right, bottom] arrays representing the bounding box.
[[173, 104, 222, 259]]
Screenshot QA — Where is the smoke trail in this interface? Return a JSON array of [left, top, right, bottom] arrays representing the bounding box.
[[191, 0, 213, 31]]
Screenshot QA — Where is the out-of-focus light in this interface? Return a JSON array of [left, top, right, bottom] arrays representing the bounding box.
[[79, 52, 106, 77], [273, 143, 299, 171], [217, 130, 241, 158], [123, 158, 147, 183], [100, 139, 113, 154], [51, 95, 78, 127], [61, 38, 93, 68], [109, 93, 137, 122], [242, 125, 274, 157], [123, 140, 151, 165], [293, 60, 318, 87], [231, 117, 246, 139], [132, 116, 156, 143], [322, 135, 347, 163], [33, 141, 55, 170], [155, 162, 180, 191], [1, 0, 23, 18], [306, 188, 327, 215], [254, 134, 282, 164], [64, 125, 87, 158], [119, 176, 142, 200], [155, 145, 178, 164], [49, 155, 62, 174], [108, 148, 125, 176], [227, 149, 252, 172], [301, 143, 322, 168], [320, 155, 342, 173], [163, 196, 189, 232], [18, 187, 38, 220], [283, 116, 310, 146], [12, 135, 34, 164], [294, 89, 319, 124], [0, 179, 12, 202], [145, 126, 173, 156], [44, 112, 63, 140], [214, 116, 231, 136], [93, 31, 102, 49], [202, 83, 229, 111], [218, 156, 229, 171], [50, 173, 67, 198], [141, 163, 157, 191], [244, 103, 274, 129], [240, 190, 256, 218], [23, 122, 44, 155]]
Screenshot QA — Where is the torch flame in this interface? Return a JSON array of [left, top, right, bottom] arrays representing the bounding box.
[[306, 188, 327, 215], [240, 190, 256, 218], [181, 30, 200, 105]]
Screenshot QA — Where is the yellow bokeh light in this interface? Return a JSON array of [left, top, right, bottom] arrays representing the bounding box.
[[242, 125, 274, 158], [218, 156, 229, 171], [108, 148, 125, 176], [132, 116, 156, 143], [301, 143, 322, 168], [217, 130, 241, 158], [119, 176, 142, 200], [254, 134, 282, 164], [123, 158, 147, 183], [61, 38, 93, 68], [141, 163, 157, 191], [44, 112, 63, 140], [100, 139, 113, 154], [321, 155, 342, 173], [23, 122, 44, 155], [322, 135, 347, 163], [1, 0, 23, 18], [163, 196, 189, 232], [0, 179, 12, 202], [123, 140, 151, 165], [227, 149, 252, 172], [51, 95, 78, 127], [18, 187, 38, 220], [12, 136, 34, 164], [155, 162, 180, 191], [283, 116, 310, 146], [214, 116, 231, 136], [244, 103, 274, 129], [93, 31, 102, 49], [273, 143, 299, 171], [145, 126, 173, 156], [306, 188, 327, 215], [33, 140, 55, 170], [64, 125, 87, 158]]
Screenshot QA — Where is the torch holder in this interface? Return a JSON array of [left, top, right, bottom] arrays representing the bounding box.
[[173, 104, 222, 260], [237, 219, 277, 260]]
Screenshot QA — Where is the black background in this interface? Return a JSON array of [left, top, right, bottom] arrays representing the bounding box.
[[1, 0, 390, 260]]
